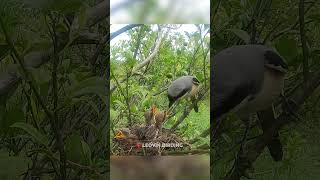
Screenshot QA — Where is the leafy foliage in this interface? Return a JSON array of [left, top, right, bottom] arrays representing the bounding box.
[[110, 24, 210, 153], [0, 0, 107, 179]]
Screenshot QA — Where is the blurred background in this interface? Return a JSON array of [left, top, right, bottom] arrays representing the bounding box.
[[110, 155, 210, 180], [110, 0, 210, 23]]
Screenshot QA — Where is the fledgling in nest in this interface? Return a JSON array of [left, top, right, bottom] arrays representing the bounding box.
[[155, 110, 168, 135], [144, 104, 157, 126]]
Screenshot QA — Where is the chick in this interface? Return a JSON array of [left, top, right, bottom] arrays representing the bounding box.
[[144, 105, 157, 126], [155, 110, 168, 135], [114, 128, 131, 140], [114, 128, 138, 142]]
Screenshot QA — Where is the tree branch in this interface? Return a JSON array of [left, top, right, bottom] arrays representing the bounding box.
[[0, 1, 108, 98], [111, 24, 143, 41], [110, 27, 167, 92], [299, 0, 310, 93], [170, 87, 209, 131]]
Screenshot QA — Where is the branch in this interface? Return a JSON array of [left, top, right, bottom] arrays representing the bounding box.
[[269, 1, 316, 41], [90, 25, 143, 67], [111, 24, 143, 40], [170, 87, 209, 131], [0, 1, 108, 98], [132, 29, 165, 71], [133, 26, 144, 59], [211, 0, 221, 24], [299, 0, 310, 93], [73, 32, 100, 45], [110, 70, 132, 126], [110, 28, 167, 92], [48, 14, 66, 179]]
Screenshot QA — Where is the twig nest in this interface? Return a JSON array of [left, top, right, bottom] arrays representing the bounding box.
[[113, 124, 189, 155]]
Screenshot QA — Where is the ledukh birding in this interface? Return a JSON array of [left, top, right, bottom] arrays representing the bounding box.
[[167, 75, 200, 112], [212, 44, 288, 161]]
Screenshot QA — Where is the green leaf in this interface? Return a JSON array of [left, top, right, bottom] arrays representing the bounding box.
[[78, 7, 87, 29], [0, 151, 30, 179], [275, 37, 298, 63], [84, 120, 98, 135], [66, 135, 91, 165], [221, 133, 232, 144], [66, 134, 83, 163], [23, 39, 51, 55], [229, 29, 250, 44], [67, 77, 107, 98], [0, 106, 6, 132], [56, 22, 69, 33], [10, 122, 49, 146], [28, 67, 51, 84], [0, 108, 24, 132], [62, 59, 71, 72], [110, 109, 118, 121], [51, 0, 84, 13], [81, 140, 92, 165], [39, 82, 50, 99], [72, 97, 100, 116], [0, 44, 10, 60], [309, 12, 320, 24]]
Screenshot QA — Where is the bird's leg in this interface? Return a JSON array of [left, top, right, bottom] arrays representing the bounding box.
[[167, 100, 179, 115], [190, 96, 199, 112]]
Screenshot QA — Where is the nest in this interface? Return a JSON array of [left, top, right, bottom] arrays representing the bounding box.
[[112, 124, 190, 156]]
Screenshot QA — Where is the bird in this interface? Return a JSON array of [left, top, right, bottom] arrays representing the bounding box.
[[167, 76, 200, 112], [144, 105, 157, 126], [155, 110, 168, 135], [212, 44, 288, 161], [114, 128, 138, 140], [114, 128, 139, 149]]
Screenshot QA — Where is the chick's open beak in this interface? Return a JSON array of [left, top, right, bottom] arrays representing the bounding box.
[[115, 130, 126, 140]]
